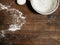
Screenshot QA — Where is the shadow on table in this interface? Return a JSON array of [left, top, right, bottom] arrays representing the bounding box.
[[26, 0, 39, 14]]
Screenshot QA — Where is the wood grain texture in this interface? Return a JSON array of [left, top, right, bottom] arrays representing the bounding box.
[[0, 0, 60, 45]]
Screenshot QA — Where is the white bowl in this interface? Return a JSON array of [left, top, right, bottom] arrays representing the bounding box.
[[30, 0, 59, 15]]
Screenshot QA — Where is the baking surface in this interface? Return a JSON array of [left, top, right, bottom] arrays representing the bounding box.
[[0, 0, 60, 45]]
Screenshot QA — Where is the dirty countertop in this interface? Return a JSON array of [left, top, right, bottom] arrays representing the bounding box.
[[0, 0, 60, 45]]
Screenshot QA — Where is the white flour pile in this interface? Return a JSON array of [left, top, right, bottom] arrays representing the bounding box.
[[0, 3, 26, 32]]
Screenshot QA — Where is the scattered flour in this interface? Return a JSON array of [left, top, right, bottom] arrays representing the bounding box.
[[1, 30, 5, 37], [0, 3, 10, 10], [0, 3, 26, 32]]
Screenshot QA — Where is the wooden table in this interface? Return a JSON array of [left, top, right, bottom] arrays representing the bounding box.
[[0, 0, 60, 45]]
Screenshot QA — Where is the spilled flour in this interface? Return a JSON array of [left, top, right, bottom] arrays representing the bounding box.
[[0, 3, 26, 35]]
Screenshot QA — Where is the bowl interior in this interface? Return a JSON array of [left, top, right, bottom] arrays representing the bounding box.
[[30, 0, 59, 15]]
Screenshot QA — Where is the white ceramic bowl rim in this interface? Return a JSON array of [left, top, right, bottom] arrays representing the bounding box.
[[30, 0, 59, 15]]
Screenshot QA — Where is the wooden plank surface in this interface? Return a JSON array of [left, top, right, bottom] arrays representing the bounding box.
[[0, 0, 60, 45]]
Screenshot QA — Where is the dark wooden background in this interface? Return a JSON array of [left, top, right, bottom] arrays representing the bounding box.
[[0, 0, 60, 45]]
